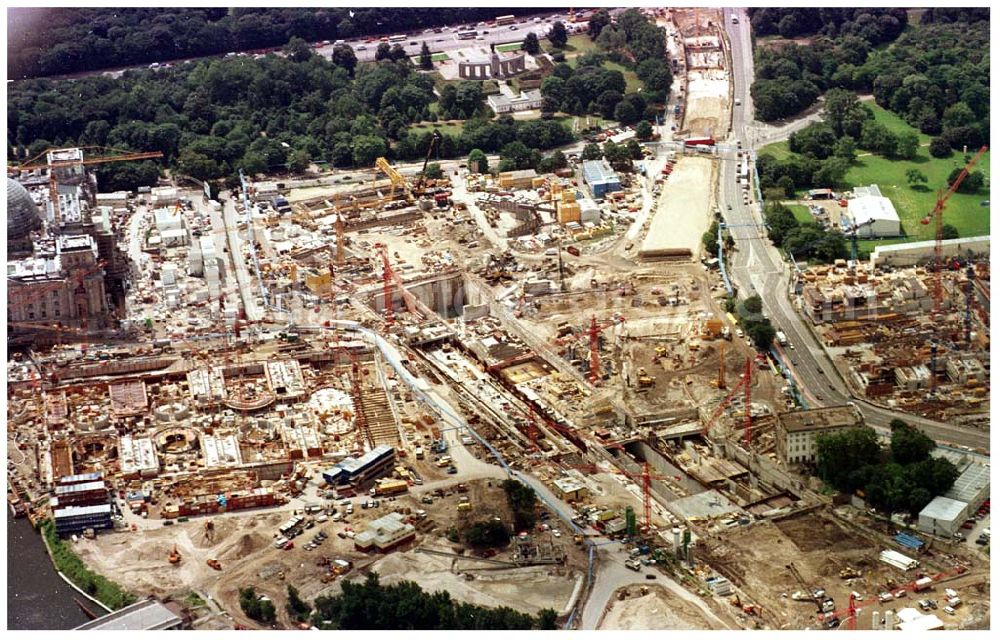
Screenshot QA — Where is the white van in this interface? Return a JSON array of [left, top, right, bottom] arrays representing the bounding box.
[[274, 536, 289, 549]]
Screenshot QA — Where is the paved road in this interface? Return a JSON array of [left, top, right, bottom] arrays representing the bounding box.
[[721, 9, 988, 452], [338, 11, 626, 64], [219, 194, 263, 322], [38, 11, 607, 83]]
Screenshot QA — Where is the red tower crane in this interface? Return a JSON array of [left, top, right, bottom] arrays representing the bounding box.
[[819, 563, 970, 626], [553, 314, 625, 385], [565, 461, 675, 529], [375, 243, 430, 326], [920, 145, 987, 314], [701, 357, 753, 447]]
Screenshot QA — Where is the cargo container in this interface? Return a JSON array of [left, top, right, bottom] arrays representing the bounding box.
[[373, 479, 409, 496]]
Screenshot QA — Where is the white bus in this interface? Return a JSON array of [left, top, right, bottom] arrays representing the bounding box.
[[389, 34, 407, 43], [457, 30, 477, 40]]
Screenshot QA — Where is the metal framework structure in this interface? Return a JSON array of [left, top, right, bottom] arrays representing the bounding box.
[[566, 462, 672, 529], [701, 357, 753, 447], [12, 146, 164, 226], [920, 145, 987, 314], [553, 315, 625, 385]]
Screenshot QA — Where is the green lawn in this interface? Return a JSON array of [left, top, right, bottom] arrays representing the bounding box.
[[845, 149, 990, 242], [759, 110, 990, 245], [553, 114, 611, 133], [863, 100, 932, 145], [409, 121, 465, 137], [786, 204, 814, 225], [758, 140, 794, 161], [545, 34, 600, 56], [495, 42, 523, 53], [410, 52, 451, 64]]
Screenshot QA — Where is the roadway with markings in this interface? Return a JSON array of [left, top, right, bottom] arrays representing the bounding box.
[[721, 8, 988, 452]]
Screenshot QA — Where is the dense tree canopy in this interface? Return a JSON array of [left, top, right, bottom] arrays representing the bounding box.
[[816, 421, 959, 514], [748, 8, 907, 43], [9, 46, 574, 186], [748, 11, 988, 156], [312, 572, 557, 630], [8, 7, 538, 78], [502, 479, 538, 532], [816, 428, 884, 492]]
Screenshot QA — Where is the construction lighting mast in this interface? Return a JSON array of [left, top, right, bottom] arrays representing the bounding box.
[[335, 215, 346, 266], [717, 342, 726, 389], [921, 145, 987, 314], [964, 265, 976, 343]]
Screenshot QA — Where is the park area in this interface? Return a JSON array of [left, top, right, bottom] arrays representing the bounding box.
[[760, 101, 990, 249], [546, 34, 644, 94]]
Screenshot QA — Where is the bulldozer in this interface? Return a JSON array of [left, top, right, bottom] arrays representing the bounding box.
[[168, 545, 182, 565], [637, 368, 655, 388]]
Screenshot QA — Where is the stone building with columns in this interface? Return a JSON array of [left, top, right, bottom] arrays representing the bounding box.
[[458, 44, 526, 80]]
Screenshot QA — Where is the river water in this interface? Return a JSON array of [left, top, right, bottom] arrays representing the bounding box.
[[6, 510, 91, 629]]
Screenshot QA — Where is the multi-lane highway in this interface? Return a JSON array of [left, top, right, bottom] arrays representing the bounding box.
[[721, 8, 988, 452], [326, 12, 593, 64]]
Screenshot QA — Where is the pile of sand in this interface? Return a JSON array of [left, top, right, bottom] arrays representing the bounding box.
[[219, 532, 269, 561]]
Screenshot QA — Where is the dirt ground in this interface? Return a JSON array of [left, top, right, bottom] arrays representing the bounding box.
[[74, 478, 587, 628], [685, 70, 730, 140], [697, 507, 991, 630], [364, 550, 581, 615], [671, 8, 723, 38], [600, 584, 725, 630], [641, 156, 715, 258]]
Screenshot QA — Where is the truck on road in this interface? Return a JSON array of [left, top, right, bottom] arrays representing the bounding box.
[[776, 330, 788, 346]]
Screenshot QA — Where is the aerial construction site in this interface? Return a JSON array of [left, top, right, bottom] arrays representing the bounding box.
[[6, 6, 990, 633]]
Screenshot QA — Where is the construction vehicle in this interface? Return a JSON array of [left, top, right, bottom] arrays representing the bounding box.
[[168, 545, 181, 565], [636, 368, 655, 388], [730, 595, 761, 616], [786, 563, 825, 614], [206, 559, 222, 571], [839, 567, 861, 580]]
